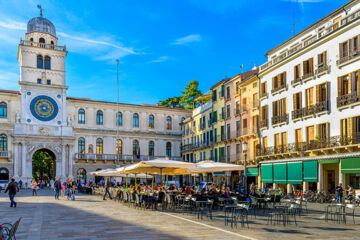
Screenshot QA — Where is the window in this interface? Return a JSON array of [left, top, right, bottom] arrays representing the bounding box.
[[226, 86, 230, 99], [133, 140, 139, 157], [340, 41, 348, 58], [316, 82, 329, 103], [46, 80, 51, 85], [149, 114, 154, 128], [37, 55, 43, 69], [272, 98, 286, 117], [116, 139, 122, 155], [149, 141, 154, 157], [39, 37, 45, 43], [227, 124, 231, 140], [317, 51, 327, 67], [116, 112, 122, 126], [166, 116, 172, 130], [166, 142, 172, 158], [44, 56, 51, 70], [243, 118, 247, 129], [78, 109, 85, 124], [0, 134, 7, 151], [294, 64, 301, 80], [306, 126, 315, 144], [303, 58, 314, 75], [272, 72, 286, 91], [338, 71, 360, 97], [293, 92, 302, 110], [96, 138, 103, 154], [305, 87, 314, 106], [317, 123, 329, 140], [133, 113, 139, 128], [0, 102, 7, 118], [96, 110, 103, 125], [78, 137, 85, 154], [212, 90, 217, 101], [260, 81, 267, 97], [37, 79, 42, 84], [295, 129, 302, 148], [221, 85, 225, 97]]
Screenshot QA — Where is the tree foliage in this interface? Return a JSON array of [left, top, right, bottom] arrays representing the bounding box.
[[158, 80, 202, 110], [32, 151, 55, 180]]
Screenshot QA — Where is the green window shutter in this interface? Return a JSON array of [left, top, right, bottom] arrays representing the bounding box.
[[341, 158, 360, 174], [261, 164, 273, 183], [273, 163, 287, 184], [214, 148, 218, 162], [287, 162, 303, 184], [304, 160, 318, 182]]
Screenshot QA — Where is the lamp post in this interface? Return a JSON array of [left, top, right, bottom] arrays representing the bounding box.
[[242, 141, 248, 195]]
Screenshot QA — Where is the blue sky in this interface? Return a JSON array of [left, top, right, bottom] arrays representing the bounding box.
[[0, 0, 349, 104]]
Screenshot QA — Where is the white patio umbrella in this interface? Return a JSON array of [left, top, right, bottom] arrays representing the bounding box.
[[187, 160, 244, 173]]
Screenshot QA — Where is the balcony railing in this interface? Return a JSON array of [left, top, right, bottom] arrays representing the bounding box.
[[238, 127, 258, 137], [315, 64, 329, 75], [256, 133, 360, 157], [271, 84, 286, 94], [291, 77, 302, 86], [260, 92, 268, 99], [234, 107, 241, 116], [301, 71, 314, 81], [292, 108, 302, 120], [20, 40, 66, 51], [260, 119, 268, 129], [302, 105, 316, 117], [271, 114, 288, 125], [337, 92, 360, 108], [252, 100, 259, 109], [315, 100, 329, 113], [75, 153, 181, 161], [0, 151, 10, 158], [337, 50, 360, 66], [259, 8, 360, 72]]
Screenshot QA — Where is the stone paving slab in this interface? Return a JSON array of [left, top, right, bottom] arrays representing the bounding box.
[[1, 189, 360, 239]]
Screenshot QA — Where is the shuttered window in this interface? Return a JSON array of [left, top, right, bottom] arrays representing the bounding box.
[[306, 126, 314, 144], [305, 87, 314, 106]]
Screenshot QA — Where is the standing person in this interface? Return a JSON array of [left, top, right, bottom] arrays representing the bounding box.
[[61, 182, 65, 198], [335, 183, 344, 203], [18, 179, 23, 189], [103, 179, 112, 200], [54, 178, 61, 200], [50, 179, 54, 189], [66, 178, 73, 200], [31, 179, 38, 196], [5, 178, 19, 208]]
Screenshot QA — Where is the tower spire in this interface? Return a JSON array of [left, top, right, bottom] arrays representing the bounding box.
[[37, 5, 43, 17]]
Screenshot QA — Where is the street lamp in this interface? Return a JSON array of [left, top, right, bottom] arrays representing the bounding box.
[[242, 141, 248, 195]]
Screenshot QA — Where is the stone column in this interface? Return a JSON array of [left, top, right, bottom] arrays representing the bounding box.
[[61, 144, 66, 178], [68, 145, 73, 178], [21, 143, 26, 177], [303, 182, 309, 192], [273, 183, 277, 190], [287, 184, 292, 194], [318, 163, 323, 191], [13, 143, 18, 178], [339, 160, 344, 185]]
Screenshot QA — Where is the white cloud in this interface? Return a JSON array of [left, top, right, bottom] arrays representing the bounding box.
[[149, 56, 168, 63], [171, 34, 202, 45], [0, 19, 26, 30]]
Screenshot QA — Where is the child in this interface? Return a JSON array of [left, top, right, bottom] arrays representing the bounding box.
[[71, 185, 76, 200], [61, 183, 65, 198]]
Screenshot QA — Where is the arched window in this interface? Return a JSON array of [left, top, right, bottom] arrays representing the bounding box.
[[50, 41, 54, 49], [166, 142, 172, 158], [78, 109, 85, 124], [149, 114, 154, 128], [0, 134, 7, 152], [44, 56, 51, 70], [166, 116, 172, 130], [37, 55, 43, 69], [116, 139, 122, 156], [96, 110, 103, 125], [96, 138, 103, 154], [133, 140, 139, 157], [39, 38, 45, 43], [78, 137, 85, 154], [88, 144, 93, 154], [149, 141, 154, 157], [0, 102, 7, 118], [133, 113, 139, 128], [116, 112, 122, 126]]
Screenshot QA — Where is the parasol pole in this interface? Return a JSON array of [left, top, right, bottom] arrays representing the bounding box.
[[135, 173, 137, 186], [126, 174, 128, 188]]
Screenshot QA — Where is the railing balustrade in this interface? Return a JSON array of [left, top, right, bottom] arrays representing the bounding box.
[[20, 40, 66, 51], [337, 92, 360, 108]]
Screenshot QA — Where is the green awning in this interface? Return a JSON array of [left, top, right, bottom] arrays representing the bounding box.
[[319, 159, 339, 164], [304, 160, 318, 182], [246, 168, 259, 177], [341, 158, 360, 174], [261, 164, 273, 183], [273, 163, 287, 184], [287, 162, 302, 184]]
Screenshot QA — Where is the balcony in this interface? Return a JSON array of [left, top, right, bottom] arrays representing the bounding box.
[[337, 50, 360, 67], [240, 104, 250, 114], [337, 92, 360, 108], [259, 8, 360, 72], [0, 151, 11, 159], [291, 77, 302, 87], [291, 108, 302, 120], [301, 71, 314, 82], [271, 84, 287, 95], [252, 100, 259, 109], [315, 64, 329, 76], [238, 127, 258, 137], [20, 40, 66, 51], [260, 92, 268, 99], [260, 119, 268, 129], [315, 100, 329, 114], [234, 107, 241, 116], [271, 114, 288, 126], [75, 153, 182, 162], [302, 105, 316, 117]]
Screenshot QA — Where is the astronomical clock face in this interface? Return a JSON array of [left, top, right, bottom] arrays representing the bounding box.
[[30, 95, 58, 121]]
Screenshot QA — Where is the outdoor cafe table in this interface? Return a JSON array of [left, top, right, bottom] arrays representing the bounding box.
[[325, 203, 345, 222]]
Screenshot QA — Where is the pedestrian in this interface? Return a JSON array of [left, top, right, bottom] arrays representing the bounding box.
[[5, 178, 19, 208], [18, 179, 23, 189], [61, 182, 65, 198], [54, 178, 61, 200], [41, 180, 45, 189], [31, 179, 38, 196], [66, 178, 73, 200], [50, 179, 54, 189], [335, 183, 344, 203], [103, 179, 112, 200]]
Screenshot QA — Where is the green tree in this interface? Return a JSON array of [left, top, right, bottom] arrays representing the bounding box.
[[32, 151, 54, 180], [180, 80, 202, 110], [158, 96, 182, 108]]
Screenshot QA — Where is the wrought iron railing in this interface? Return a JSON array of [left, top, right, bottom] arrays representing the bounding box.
[[292, 108, 302, 119], [271, 114, 288, 125], [337, 92, 360, 108], [271, 84, 287, 94], [260, 119, 268, 129], [20, 40, 66, 51], [337, 50, 360, 66]]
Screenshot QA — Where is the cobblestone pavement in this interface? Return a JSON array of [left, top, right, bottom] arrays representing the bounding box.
[[1, 189, 360, 240]]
